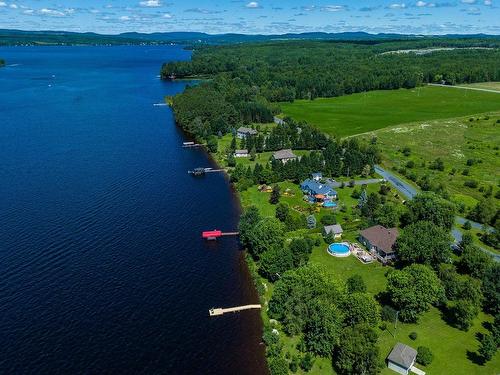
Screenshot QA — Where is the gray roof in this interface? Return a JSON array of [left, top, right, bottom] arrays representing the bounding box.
[[235, 149, 248, 154], [324, 224, 343, 235], [387, 343, 417, 369], [237, 127, 258, 135], [273, 149, 297, 160]]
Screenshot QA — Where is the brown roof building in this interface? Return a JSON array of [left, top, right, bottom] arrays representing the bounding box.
[[359, 225, 399, 263]]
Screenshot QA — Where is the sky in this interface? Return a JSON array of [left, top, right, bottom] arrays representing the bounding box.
[[0, 0, 499, 35]]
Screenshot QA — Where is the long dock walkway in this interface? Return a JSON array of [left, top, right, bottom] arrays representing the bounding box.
[[209, 304, 261, 316]]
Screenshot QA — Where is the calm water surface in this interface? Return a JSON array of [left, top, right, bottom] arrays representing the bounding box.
[[0, 46, 266, 374]]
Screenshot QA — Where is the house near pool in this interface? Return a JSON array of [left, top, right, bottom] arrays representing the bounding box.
[[324, 224, 343, 239], [273, 149, 297, 164], [387, 343, 425, 375], [300, 179, 337, 200], [359, 225, 399, 264], [236, 127, 258, 139]]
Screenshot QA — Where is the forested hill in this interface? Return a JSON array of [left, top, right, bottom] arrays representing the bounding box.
[[162, 39, 500, 141], [0, 59, 5, 67]]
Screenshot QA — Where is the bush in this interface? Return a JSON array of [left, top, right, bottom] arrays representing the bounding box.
[[464, 180, 478, 188], [320, 213, 336, 226], [402, 147, 411, 156], [300, 353, 314, 372], [463, 221, 472, 230], [346, 274, 367, 294], [381, 305, 397, 323], [417, 346, 433, 366], [406, 160, 415, 169], [409, 332, 418, 340]]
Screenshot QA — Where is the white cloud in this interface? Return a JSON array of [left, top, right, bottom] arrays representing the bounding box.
[[389, 3, 407, 9], [39, 8, 66, 17], [120, 15, 131, 20], [162, 13, 172, 18], [322, 5, 345, 12], [0, 1, 7, 6], [461, 0, 476, 3], [484, 0, 492, 5], [417, 1, 427, 6], [245, 2, 260, 9], [139, 0, 161, 7], [9, 3, 18, 8]]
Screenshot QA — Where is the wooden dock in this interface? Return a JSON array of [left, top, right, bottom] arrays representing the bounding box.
[[188, 167, 225, 176], [209, 304, 262, 316]]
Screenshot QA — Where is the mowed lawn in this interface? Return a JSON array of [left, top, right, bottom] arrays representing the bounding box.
[[280, 86, 500, 137]]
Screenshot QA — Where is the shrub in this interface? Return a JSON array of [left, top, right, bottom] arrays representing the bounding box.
[[409, 332, 418, 340], [320, 213, 337, 226], [463, 221, 472, 230], [464, 180, 478, 189], [417, 346, 433, 366], [406, 160, 415, 169], [402, 147, 411, 156], [300, 353, 314, 372], [381, 305, 397, 323], [462, 169, 470, 176]]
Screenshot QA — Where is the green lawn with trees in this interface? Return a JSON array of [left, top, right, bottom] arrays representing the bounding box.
[[358, 113, 500, 227], [280, 86, 500, 137]]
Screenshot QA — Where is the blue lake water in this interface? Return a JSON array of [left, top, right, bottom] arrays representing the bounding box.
[[0, 46, 266, 374]]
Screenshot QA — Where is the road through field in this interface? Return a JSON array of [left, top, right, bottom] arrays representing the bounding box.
[[428, 83, 500, 94], [374, 166, 499, 261]]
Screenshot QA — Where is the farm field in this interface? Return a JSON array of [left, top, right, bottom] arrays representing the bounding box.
[[280, 86, 500, 137], [359, 113, 500, 207], [459, 81, 500, 92]]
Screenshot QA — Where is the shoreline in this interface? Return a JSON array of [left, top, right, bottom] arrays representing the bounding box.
[[168, 95, 269, 374]]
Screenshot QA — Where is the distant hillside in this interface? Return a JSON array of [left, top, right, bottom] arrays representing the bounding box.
[[1, 28, 500, 46]]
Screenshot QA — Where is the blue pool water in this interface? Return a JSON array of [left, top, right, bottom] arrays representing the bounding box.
[[323, 201, 337, 208], [0, 46, 266, 374], [328, 243, 350, 256]]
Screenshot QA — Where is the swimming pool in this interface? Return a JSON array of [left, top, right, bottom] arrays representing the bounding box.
[[327, 242, 351, 257], [323, 201, 337, 208]]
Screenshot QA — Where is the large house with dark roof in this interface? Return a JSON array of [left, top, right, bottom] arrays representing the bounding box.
[[236, 127, 258, 139], [359, 225, 399, 264], [272, 149, 297, 164]]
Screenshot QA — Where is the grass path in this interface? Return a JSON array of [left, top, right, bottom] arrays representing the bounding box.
[[429, 83, 500, 94]]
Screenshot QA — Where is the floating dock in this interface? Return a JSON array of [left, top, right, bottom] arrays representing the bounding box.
[[209, 304, 262, 316], [182, 142, 204, 148], [153, 103, 168, 107], [188, 167, 225, 176]]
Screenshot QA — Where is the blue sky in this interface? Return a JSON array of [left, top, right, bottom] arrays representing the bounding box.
[[0, 0, 498, 35]]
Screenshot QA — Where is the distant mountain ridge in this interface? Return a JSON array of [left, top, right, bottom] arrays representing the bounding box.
[[1, 28, 499, 46]]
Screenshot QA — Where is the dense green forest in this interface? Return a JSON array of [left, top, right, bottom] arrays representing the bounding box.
[[163, 39, 500, 140], [0, 59, 5, 67]]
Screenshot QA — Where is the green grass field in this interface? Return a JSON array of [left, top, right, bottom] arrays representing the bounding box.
[[281, 86, 500, 137], [360, 113, 500, 206]]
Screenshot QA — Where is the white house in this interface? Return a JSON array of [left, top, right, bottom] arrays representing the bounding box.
[[324, 224, 343, 239], [234, 149, 249, 158], [236, 127, 258, 139], [387, 343, 424, 375], [273, 149, 297, 164]]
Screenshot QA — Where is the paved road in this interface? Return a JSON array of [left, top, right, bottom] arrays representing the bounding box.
[[374, 165, 499, 261], [428, 83, 500, 94]]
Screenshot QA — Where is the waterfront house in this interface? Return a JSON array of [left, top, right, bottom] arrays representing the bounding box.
[[273, 149, 297, 163], [234, 149, 249, 158], [237, 127, 258, 139], [387, 343, 423, 375], [359, 225, 399, 264], [300, 179, 337, 199], [324, 224, 343, 239]]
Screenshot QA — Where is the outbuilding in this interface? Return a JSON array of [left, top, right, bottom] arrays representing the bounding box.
[[234, 149, 249, 158], [324, 224, 343, 239], [387, 343, 424, 375]]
